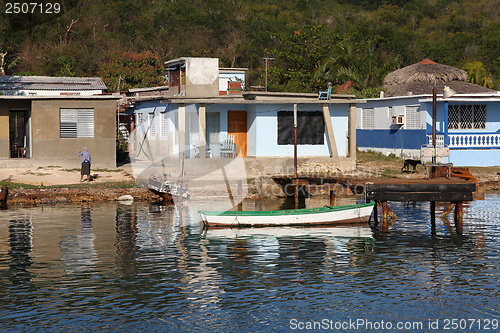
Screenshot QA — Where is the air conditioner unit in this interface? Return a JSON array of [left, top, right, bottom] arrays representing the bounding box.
[[392, 115, 404, 125]]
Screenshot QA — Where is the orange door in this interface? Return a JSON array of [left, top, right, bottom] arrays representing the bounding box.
[[228, 111, 247, 157]]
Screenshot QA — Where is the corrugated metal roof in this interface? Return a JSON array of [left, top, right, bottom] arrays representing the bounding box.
[[0, 76, 107, 91]]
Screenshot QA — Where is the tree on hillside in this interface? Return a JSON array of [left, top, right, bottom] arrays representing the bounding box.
[[462, 60, 499, 90], [314, 40, 400, 97], [98, 51, 165, 91], [267, 26, 336, 93]]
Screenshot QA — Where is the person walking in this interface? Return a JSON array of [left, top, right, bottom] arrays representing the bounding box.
[[78, 147, 91, 182]]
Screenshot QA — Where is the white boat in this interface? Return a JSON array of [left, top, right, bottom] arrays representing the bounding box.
[[198, 202, 375, 228]]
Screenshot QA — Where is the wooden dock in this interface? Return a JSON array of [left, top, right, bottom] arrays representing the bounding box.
[[273, 176, 476, 234]]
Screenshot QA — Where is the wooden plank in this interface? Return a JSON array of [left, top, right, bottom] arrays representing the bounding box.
[[365, 182, 476, 193], [322, 103, 338, 158], [367, 191, 473, 202], [291, 178, 309, 186]]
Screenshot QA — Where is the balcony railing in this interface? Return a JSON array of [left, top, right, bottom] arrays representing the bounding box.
[[428, 134, 500, 148], [426, 135, 445, 146]]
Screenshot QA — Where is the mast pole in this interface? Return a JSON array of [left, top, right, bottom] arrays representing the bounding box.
[[294, 104, 298, 209]]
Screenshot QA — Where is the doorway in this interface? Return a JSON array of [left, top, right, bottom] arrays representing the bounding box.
[[9, 110, 30, 158], [228, 111, 247, 157]]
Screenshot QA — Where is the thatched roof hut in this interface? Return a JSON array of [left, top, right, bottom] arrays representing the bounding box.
[[383, 59, 495, 97]]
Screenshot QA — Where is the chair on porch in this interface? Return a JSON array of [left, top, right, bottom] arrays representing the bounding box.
[[220, 134, 236, 158], [318, 83, 332, 100], [192, 144, 212, 158]]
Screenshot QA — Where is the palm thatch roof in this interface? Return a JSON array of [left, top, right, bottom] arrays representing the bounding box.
[[383, 59, 495, 97]]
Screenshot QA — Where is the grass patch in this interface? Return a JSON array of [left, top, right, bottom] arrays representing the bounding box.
[[357, 149, 403, 164], [0, 180, 138, 190], [0, 181, 41, 189]]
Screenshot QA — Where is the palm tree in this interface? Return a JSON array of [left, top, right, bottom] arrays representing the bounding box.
[[314, 40, 400, 93], [462, 60, 499, 90]]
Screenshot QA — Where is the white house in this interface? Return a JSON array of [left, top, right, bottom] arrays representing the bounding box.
[[125, 58, 361, 177]]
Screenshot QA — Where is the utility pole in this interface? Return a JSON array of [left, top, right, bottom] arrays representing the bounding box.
[[263, 57, 275, 91]]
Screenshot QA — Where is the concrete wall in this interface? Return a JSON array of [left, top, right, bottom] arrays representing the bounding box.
[[185, 58, 219, 97], [31, 99, 117, 168]]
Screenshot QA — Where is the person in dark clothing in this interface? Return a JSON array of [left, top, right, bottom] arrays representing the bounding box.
[[78, 147, 91, 182]]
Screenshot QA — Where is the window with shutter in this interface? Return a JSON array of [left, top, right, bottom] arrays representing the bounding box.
[[60, 109, 94, 138]]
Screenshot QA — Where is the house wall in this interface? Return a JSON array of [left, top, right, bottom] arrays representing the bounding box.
[[185, 58, 219, 97], [356, 97, 427, 158], [357, 129, 427, 158], [30, 99, 117, 168], [249, 103, 348, 158], [450, 150, 500, 167]]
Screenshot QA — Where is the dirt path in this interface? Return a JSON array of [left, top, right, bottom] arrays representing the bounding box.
[[0, 166, 134, 186]]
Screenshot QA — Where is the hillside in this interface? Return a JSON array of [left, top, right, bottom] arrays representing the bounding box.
[[0, 0, 498, 95]]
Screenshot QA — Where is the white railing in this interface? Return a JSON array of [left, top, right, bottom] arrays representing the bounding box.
[[427, 134, 500, 148], [426, 135, 445, 146], [449, 134, 500, 148]]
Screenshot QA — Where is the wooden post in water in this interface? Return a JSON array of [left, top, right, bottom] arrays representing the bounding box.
[[430, 201, 436, 226], [454, 201, 463, 234], [329, 190, 336, 206], [293, 104, 299, 209]]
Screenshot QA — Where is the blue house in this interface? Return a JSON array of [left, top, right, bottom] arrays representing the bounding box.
[[356, 60, 500, 166]]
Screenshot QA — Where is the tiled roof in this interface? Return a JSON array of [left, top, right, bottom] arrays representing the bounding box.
[[0, 76, 107, 91]]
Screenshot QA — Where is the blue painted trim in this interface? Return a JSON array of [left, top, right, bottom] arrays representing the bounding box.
[[450, 147, 500, 150], [444, 101, 449, 145]]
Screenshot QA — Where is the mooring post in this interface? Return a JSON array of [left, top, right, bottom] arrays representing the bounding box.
[[329, 190, 336, 206], [373, 200, 379, 226], [430, 201, 436, 225], [382, 201, 389, 224], [454, 201, 463, 234]]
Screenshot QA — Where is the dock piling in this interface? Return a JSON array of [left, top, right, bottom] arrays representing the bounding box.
[[454, 202, 464, 234]]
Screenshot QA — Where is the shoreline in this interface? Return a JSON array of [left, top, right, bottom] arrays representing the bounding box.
[[1, 161, 498, 206], [3, 177, 499, 207]]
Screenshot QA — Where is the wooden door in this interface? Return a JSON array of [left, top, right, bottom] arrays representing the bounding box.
[[228, 111, 247, 157], [9, 111, 27, 158]]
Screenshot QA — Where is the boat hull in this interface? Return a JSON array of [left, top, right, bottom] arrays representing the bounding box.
[[199, 203, 375, 228]]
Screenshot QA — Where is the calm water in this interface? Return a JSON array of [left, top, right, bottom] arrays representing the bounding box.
[[0, 195, 499, 332]]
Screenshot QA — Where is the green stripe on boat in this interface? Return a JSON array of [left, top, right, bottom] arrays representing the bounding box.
[[199, 202, 375, 216]]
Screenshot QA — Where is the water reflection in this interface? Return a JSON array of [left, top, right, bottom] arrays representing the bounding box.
[[8, 215, 33, 284], [0, 196, 498, 332], [60, 205, 98, 275]]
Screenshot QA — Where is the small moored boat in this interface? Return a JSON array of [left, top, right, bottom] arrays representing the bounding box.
[[199, 202, 375, 228]]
